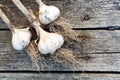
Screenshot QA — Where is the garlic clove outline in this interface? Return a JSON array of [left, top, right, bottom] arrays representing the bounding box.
[[12, 27, 31, 50], [37, 27, 64, 54], [39, 6, 60, 25], [37, 0, 61, 25]]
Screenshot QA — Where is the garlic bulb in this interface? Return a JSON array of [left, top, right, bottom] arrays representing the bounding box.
[[36, 0, 61, 25], [11, 0, 63, 53], [37, 26, 64, 54], [12, 27, 31, 50], [0, 9, 31, 50]]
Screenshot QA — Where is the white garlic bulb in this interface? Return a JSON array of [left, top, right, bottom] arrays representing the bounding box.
[[36, 0, 60, 25], [37, 27, 64, 54], [0, 9, 31, 51], [12, 27, 31, 50]]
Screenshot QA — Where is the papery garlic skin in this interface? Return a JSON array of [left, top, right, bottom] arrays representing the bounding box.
[[39, 4, 60, 25], [12, 27, 31, 50], [38, 32, 64, 54], [38, 33, 64, 54]]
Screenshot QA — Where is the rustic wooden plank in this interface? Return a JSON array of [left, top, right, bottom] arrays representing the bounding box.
[[0, 0, 120, 29], [1, 29, 120, 54], [79, 53, 120, 71], [0, 30, 81, 71], [1, 31, 120, 71], [2, 51, 120, 71], [0, 19, 8, 29], [63, 0, 120, 28], [81, 30, 120, 53], [0, 73, 120, 80], [0, 31, 37, 70]]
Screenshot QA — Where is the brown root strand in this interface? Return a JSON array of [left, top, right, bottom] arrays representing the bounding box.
[[25, 41, 40, 70], [53, 48, 80, 69], [26, 41, 48, 71], [49, 17, 82, 43]]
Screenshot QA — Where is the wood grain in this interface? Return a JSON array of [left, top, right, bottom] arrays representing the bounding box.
[[1, 31, 120, 71], [80, 30, 120, 53], [63, 0, 120, 28], [0, 19, 8, 29], [0, 73, 120, 80], [0, 0, 120, 29], [0, 0, 120, 79]]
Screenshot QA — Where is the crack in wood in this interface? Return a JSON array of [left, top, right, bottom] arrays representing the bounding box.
[[72, 26, 120, 30], [1, 26, 120, 31], [0, 70, 120, 74]]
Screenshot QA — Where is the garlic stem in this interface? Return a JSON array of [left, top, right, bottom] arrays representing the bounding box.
[[35, 0, 44, 6], [37, 25, 46, 37], [12, 0, 40, 35], [12, 0, 36, 21], [0, 9, 15, 32]]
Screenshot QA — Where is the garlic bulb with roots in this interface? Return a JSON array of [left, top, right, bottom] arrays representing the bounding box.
[[36, 0, 61, 25], [0, 9, 31, 50], [12, 27, 31, 50], [37, 25, 64, 54], [11, 0, 63, 53]]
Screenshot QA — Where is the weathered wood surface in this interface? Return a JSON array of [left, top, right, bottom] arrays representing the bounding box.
[[0, 0, 120, 29], [0, 73, 120, 80], [1, 29, 120, 54], [81, 30, 120, 53], [0, 0, 120, 79], [63, 0, 120, 28], [1, 31, 120, 71], [0, 19, 8, 29]]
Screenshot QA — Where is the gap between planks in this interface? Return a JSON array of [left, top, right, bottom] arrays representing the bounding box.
[[1, 26, 120, 31], [0, 70, 120, 74]]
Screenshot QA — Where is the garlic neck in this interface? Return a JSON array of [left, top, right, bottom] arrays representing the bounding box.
[[12, 27, 29, 33], [36, 0, 45, 6], [37, 26, 47, 37], [0, 9, 15, 33]]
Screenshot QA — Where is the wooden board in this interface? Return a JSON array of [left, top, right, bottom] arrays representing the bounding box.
[[1, 31, 120, 71], [0, 0, 120, 29], [80, 30, 120, 53], [1, 0, 120, 79], [1, 29, 120, 54], [0, 19, 8, 29], [0, 31, 36, 70], [63, 0, 120, 28], [0, 73, 120, 80]]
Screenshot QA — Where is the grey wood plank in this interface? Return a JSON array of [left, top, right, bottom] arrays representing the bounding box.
[[0, 73, 120, 80], [62, 0, 120, 28], [81, 30, 120, 53], [0, 31, 81, 71], [0, 20, 8, 29], [78, 53, 120, 71], [1, 0, 120, 29], [0, 31, 37, 70], [1, 31, 120, 71]]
